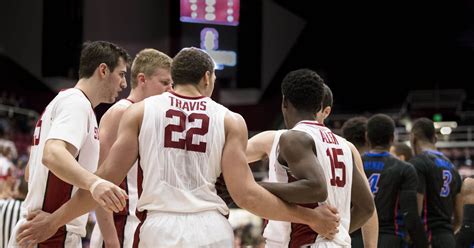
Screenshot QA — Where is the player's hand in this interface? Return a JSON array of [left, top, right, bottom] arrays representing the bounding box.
[[308, 204, 340, 240], [91, 180, 128, 213], [16, 210, 58, 247]]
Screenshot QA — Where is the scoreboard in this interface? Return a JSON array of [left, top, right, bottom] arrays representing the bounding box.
[[179, 0, 240, 87], [180, 0, 240, 26]]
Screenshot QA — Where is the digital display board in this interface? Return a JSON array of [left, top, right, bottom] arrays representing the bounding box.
[[180, 0, 240, 26]]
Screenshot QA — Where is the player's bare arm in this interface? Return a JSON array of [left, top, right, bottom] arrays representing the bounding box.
[[42, 139, 104, 191], [349, 145, 375, 233], [16, 103, 143, 246], [453, 193, 463, 233], [454, 178, 472, 233], [221, 112, 339, 238], [258, 130, 328, 204], [463, 178, 474, 204], [95, 105, 128, 247], [246, 130, 277, 163], [348, 142, 378, 248]]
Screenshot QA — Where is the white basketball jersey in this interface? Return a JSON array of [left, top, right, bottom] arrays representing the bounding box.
[[137, 91, 229, 215], [111, 99, 139, 220], [24, 88, 99, 236], [262, 130, 292, 246], [293, 121, 353, 246]]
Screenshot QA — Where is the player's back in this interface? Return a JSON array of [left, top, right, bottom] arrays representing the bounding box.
[[362, 152, 415, 237], [137, 91, 229, 215], [409, 150, 462, 234], [89, 98, 139, 248], [108, 99, 139, 218], [293, 121, 353, 247]]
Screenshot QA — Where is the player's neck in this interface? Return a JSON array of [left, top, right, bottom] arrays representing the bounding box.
[[127, 88, 144, 103], [416, 142, 436, 154], [74, 79, 100, 108], [358, 146, 369, 154], [369, 146, 389, 153], [288, 112, 317, 128], [420, 143, 437, 152], [174, 84, 207, 97]]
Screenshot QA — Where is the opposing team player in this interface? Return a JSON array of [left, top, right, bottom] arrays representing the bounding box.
[[409, 117, 463, 248], [341, 116, 378, 248], [361, 114, 428, 247]]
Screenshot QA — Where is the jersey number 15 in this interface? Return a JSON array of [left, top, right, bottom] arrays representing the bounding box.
[[326, 148, 346, 187]]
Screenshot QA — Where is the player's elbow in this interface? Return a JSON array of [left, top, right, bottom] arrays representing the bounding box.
[[307, 180, 327, 202], [363, 200, 375, 220], [42, 143, 61, 170], [231, 190, 258, 210], [355, 198, 375, 222], [42, 149, 54, 169]]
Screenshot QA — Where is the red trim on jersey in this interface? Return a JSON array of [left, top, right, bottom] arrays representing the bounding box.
[[286, 171, 318, 247], [133, 156, 146, 248], [170, 91, 206, 100], [262, 219, 269, 235], [38, 226, 67, 247], [289, 203, 319, 248], [299, 121, 325, 127], [41, 171, 73, 246], [125, 98, 135, 104], [111, 176, 129, 246], [113, 215, 127, 247], [116, 177, 129, 216], [42, 171, 73, 213]]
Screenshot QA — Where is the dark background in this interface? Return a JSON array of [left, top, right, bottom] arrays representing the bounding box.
[[1, 0, 473, 131]]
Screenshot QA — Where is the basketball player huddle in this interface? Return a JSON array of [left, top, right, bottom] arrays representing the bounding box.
[[6, 41, 474, 248]]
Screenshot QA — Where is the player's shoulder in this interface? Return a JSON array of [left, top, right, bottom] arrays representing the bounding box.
[[250, 130, 279, 141], [394, 158, 417, 172], [344, 140, 357, 152], [52, 89, 91, 114], [101, 101, 130, 124], [224, 111, 247, 132], [279, 129, 314, 149], [408, 154, 428, 166], [56, 88, 91, 105]]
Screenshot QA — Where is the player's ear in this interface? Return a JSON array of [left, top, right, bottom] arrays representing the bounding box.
[[137, 73, 146, 86], [282, 95, 289, 108], [98, 63, 108, 78], [204, 71, 211, 87], [324, 106, 332, 118]]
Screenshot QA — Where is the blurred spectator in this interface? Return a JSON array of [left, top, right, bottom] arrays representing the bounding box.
[[0, 125, 18, 160], [390, 142, 414, 161]]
